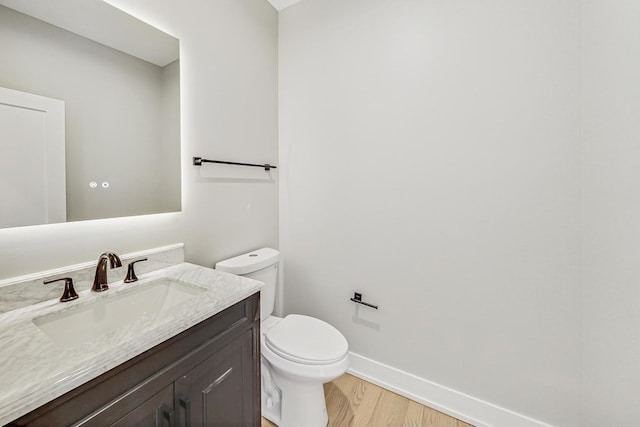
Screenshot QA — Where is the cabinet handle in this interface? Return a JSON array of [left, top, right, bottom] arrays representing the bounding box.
[[161, 405, 175, 427], [208, 367, 233, 391], [178, 395, 191, 427]]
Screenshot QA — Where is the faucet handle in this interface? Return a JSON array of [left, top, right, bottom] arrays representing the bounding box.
[[124, 258, 148, 283], [44, 277, 79, 302]]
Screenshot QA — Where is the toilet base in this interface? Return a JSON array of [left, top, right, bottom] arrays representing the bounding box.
[[263, 374, 328, 427], [261, 359, 283, 425]]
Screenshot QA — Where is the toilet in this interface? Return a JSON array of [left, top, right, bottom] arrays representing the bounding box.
[[216, 248, 349, 427]]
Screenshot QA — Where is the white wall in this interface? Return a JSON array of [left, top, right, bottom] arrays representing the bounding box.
[[582, 1, 640, 426], [279, 0, 582, 425], [0, 0, 278, 279]]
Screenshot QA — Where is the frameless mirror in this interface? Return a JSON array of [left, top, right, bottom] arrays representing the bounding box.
[[0, 0, 180, 229]]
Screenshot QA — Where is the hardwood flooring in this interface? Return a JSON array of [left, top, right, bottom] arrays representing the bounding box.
[[261, 373, 474, 427]]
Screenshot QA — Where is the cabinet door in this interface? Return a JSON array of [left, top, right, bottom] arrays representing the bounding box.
[[175, 330, 254, 427], [109, 385, 174, 427]]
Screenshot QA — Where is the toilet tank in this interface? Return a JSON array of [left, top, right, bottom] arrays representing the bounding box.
[[215, 248, 279, 320]]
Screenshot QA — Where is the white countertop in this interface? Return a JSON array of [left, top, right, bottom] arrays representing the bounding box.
[[0, 262, 262, 425]]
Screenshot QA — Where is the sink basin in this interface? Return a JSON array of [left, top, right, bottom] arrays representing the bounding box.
[[33, 278, 206, 347]]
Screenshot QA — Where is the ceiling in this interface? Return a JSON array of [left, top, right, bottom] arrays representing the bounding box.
[[266, 0, 304, 11]]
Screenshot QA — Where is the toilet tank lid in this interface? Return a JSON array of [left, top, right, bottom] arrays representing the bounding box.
[[215, 248, 279, 275]]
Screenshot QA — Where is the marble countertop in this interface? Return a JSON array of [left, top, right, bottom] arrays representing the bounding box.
[[0, 262, 262, 425]]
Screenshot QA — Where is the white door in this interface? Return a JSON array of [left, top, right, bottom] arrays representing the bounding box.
[[0, 86, 65, 228]]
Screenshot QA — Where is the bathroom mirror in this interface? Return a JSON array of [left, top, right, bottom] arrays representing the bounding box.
[[0, 0, 180, 229]]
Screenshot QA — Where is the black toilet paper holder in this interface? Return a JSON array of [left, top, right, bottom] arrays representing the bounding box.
[[350, 292, 378, 310]]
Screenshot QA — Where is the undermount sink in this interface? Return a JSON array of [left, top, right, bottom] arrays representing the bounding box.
[[33, 278, 206, 347]]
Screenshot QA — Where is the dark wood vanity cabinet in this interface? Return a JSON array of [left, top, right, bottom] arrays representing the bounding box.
[[9, 293, 260, 427]]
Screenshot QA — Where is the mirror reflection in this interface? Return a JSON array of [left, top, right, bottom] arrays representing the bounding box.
[[0, 0, 181, 229]]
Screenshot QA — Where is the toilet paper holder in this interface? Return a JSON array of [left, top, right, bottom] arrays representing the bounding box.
[[350, 292, 378, 310]]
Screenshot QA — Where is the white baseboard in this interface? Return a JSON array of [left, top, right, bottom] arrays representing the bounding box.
[[347, 352, 553, 427]]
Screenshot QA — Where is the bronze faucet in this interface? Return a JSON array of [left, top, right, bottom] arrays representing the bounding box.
[[92, 252, 122, 292]]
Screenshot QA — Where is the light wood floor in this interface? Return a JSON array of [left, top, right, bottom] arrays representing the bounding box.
[[261, 373, 474, 427]]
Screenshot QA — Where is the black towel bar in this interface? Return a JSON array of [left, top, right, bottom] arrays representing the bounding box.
[[193, 157, 277, 171]]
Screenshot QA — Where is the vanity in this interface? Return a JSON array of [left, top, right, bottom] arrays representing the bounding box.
[[0, 246, 262, 427]]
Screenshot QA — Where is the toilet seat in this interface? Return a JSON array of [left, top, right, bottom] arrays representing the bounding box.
[[265, 315, 349, 365]]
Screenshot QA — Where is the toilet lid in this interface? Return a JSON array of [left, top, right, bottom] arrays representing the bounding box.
[[265, 315, 348, 365]]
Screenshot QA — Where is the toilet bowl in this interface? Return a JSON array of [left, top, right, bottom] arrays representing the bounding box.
[[216, 249, 349, 427]]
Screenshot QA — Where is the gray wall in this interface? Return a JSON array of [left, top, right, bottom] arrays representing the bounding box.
[[0, 0, 278, 279], [0, 5, 180, 222], [159, 59, 181, 213], [582, 0, 640, 425], [279, 0, 582, 425]]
